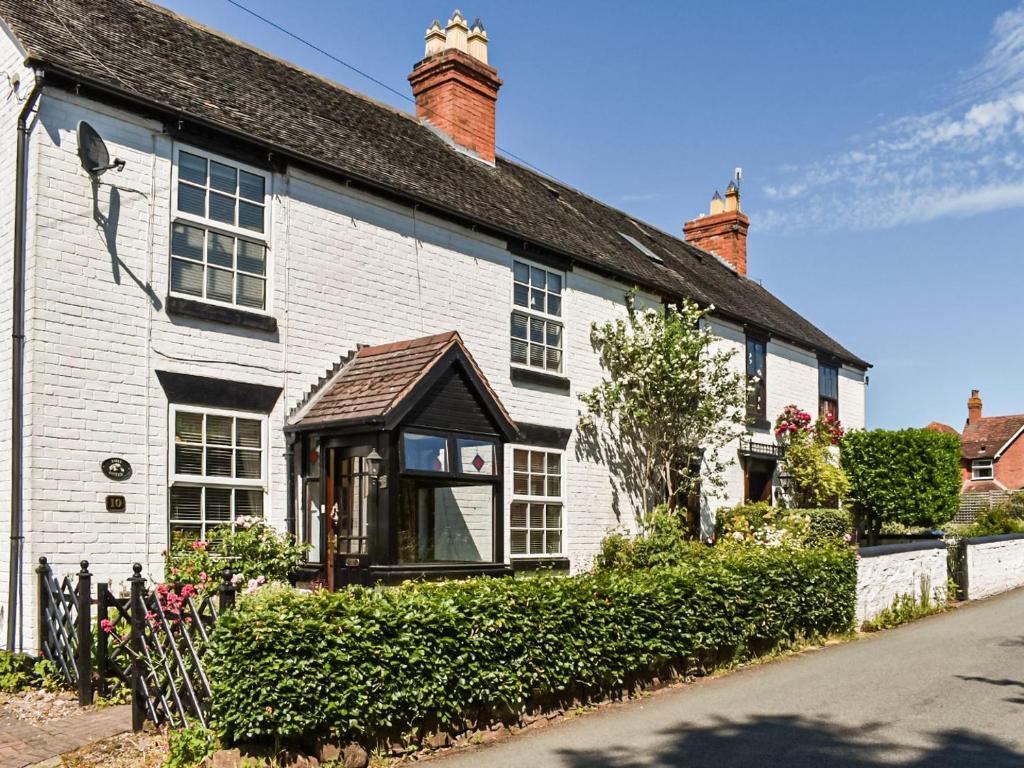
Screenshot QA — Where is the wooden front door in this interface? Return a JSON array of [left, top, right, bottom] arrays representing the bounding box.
[[327, 446, 373, 588]]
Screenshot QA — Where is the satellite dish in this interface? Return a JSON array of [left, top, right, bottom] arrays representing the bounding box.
[[77, 121, 125, 177]]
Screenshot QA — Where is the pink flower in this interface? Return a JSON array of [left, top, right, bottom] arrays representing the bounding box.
[[265, 706, 273, 715], [100, 619, 115, 634], [191, 540, 207, 551]]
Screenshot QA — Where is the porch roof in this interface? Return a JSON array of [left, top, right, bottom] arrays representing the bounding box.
[[289, 331, 516, 438]]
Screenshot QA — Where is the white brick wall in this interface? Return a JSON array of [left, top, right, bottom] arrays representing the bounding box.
[[965, 535, 1024, 600], [0, 79, 866, 647], [855, 544, 948, 625]]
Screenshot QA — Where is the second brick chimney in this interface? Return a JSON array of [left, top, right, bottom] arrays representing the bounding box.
[[683, 172, 751, 275], [968, 389, 983, 425], [408, 10, 503, 163]]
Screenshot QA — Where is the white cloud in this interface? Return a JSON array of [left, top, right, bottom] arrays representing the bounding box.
[[761, 4, 1024, 231]]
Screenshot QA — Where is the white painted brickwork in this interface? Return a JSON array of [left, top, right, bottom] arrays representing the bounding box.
[[965, 535, 1024, 600], [855, 545, 948, 625], [0, 72, 866, 647]]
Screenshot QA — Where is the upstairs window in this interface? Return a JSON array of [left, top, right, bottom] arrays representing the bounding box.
[[746, 335, 767, 423], [819, 363, 839, 419], [972, 459, 994, 481], [511, 260, 564, 374], [171, 148, 270, 311]]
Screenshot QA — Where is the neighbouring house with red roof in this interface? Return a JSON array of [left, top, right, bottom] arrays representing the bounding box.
[[956, 390, 1024, 494]]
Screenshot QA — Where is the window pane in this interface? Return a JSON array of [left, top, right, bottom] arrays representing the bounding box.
[[513, 261, 529, 283], [511, 530, 527, 555], [547, 294, 562, 317], [235, 419, 261, 448], [206, 487, 232, 521], [511, 340, 528, 365], [529, 530, 544, 554], [237, 241, 266, 275], [510, 502, 527, 528], [207, 232, 234, 268], [546, 505, 562, 528], [403, 432, 448, 472], [210, 161, 237, 193], [206, 415, 232, 445], [530, 288, 545, 313], [530, 267, 547, 289], [546, 323, 562, 347], [529, 345, 545, 367], [239, 170, 265, 202], [175, 446, 202, 475], [206, 447, 233, 477], [546, 349, 562, 371], [513, 450, 529, 472], [169, 486, 202, 520], [236, 275, 266, 310], [548, 273, 562, 294], [530, 475, 545, 495], [235, 489, 264, 517], [513, 283, 529, 308], [171, 259, 203, 296], [513, 472, 529, 494], [238, 201, 264, 233], [178, 152, 207, 184], [209, 192, 235, 224], [177, 182, 206, 216], [530, 318, 544, 343], [207, 267, 234, 303], [456, 439, 495, 475], [511, 312, 528, 339], [529, 504, 545, 528], [171, 223, 204, 261], [530, 452, 545, 472], [547, 453, 561, 474], [546, 530, 561, 554], [235, 449, 262, 479], [175, 411, 203, 443], [547, 476, 561, 496]]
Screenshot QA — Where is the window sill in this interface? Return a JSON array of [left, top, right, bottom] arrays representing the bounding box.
[[510, 366, 571, 393], [511, 556, 570, 573], [166, 295, 278, 333]]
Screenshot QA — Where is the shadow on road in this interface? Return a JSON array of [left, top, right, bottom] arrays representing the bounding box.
[[956, 674, 1024, 706], [555, 714, 1024, 768]]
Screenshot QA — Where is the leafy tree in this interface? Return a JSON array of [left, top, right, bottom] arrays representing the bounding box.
[[578, 294, 746, 521], [840, 428, 961, 540]]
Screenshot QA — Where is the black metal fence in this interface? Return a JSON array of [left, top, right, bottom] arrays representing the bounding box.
[[35, 557, 235, 730]]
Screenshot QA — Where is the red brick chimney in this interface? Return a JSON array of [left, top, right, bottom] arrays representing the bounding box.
[[408, 11, 502, 163], [968, 389, 983, 425], [683, 173, 750, 275]]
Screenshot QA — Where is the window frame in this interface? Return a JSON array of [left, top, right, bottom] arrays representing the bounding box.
[[818, 362, 840, 419], [745, 335, 768, 423], [169, 144, 273, 315], [971, 459, 994, 481], [509, 257, 566, 376], [167, 404, 270, 539], [509, 445, 566, 558]]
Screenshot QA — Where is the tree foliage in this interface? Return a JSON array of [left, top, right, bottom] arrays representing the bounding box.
[[774, 407, 850, 509], [578, 295, 746, 517], [840, 428, 961, 534]]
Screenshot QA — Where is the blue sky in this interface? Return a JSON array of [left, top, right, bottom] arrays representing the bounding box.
[[159, 0, 1024, 430]]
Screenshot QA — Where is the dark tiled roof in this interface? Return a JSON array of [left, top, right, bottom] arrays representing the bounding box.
[[0, 0, 868, 368], [961, 415, 1024, 460], [294, 331, 511, 429]]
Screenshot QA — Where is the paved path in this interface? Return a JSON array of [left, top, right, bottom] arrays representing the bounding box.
[[0, 704, 130, 768], [438, 588, 1024, 767]]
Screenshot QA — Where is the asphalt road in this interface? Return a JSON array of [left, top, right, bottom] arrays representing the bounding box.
[[436, 588, 1024, 767]]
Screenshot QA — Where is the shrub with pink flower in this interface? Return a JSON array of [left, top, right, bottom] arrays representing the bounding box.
[[774, 405, 813, 439]]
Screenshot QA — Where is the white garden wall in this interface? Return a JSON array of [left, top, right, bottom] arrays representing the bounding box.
[[964, 534, 1024, 600], [856, 542, 948, 625]]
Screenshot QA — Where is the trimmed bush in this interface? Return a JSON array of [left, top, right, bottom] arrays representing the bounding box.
[[805, 508, 854, 546], [841, 429, 961, 535], [714, 503, 852, 548], [207, 547, 856, 745]]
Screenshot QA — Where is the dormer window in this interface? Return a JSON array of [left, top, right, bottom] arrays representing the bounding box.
[[972, 459, 994, 480]]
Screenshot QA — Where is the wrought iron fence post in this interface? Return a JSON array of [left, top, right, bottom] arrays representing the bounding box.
[[128, 563, 146, 732], [35, 557, 50, 657], [96, 583, 109, 698], [218, 568, 236, 613], [76, 560, 93, 705]]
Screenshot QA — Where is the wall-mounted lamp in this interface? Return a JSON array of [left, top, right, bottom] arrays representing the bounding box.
[[366, 449, 383, 479]]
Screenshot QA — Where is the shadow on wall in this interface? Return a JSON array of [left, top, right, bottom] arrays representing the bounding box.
[[92, 179, 162, 310], [555, 714, 1024, 768]]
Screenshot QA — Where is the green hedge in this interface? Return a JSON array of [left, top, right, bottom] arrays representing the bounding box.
[[841, 429, 961, 531], [207, 546, 856, 745], [805, 508, 853, 546]]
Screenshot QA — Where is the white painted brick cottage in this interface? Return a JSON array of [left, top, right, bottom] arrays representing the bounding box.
[[0, 0, 868, 650]]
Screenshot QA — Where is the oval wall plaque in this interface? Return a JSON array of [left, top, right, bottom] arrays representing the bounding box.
[[101, 457, 133, 481]]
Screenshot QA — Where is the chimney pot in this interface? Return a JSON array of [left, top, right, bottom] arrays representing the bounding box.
[[683, 171, 750, 275], [409, 10, 502, 163], [968, 389, 983, 425]]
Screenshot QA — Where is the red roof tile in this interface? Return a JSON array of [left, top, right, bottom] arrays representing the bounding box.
[[961, 415, 1024, 459], [294, 331, 512, 430]]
